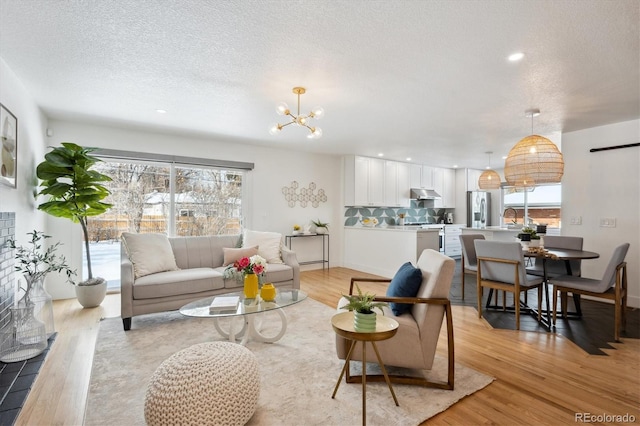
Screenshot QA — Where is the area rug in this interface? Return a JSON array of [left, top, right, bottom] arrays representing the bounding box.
[[85, 299, 493, 425]]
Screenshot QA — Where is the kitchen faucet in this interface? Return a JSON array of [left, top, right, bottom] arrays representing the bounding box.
[[503, 207, 518, 224]]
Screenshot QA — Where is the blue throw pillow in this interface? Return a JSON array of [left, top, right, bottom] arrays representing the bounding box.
[[386, 262, 423, 316]]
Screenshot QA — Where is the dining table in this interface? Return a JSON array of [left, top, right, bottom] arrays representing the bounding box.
[[524, 247, 600, 328]]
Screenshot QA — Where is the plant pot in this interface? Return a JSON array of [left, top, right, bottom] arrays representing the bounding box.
[[75, 278, 107, 308], [529, 239, 540, 248], [353, 311, 377, 332], [315, 226, 328, 234]]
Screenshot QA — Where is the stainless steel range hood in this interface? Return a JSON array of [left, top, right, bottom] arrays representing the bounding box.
[[410, 188, 441, 200]]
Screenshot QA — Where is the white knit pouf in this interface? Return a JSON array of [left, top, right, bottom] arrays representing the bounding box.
[[144, 341, 260, 426]]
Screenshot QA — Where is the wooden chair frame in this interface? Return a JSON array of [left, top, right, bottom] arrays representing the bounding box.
[[343, 278, 455, 390], [476, 256, 543, 330], [552, 262, 628, 342]]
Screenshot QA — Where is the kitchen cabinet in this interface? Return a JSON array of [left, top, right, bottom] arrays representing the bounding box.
[[384, 161, 410, 207], [443, 225, 462, 257], [344, 156, 389, 206], [466, 168, 483, 192], [433, 168, 456, 208], [409, 164, 435, 189]]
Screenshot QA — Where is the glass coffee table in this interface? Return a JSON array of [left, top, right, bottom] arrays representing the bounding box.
[[180, 289, 307, 345]]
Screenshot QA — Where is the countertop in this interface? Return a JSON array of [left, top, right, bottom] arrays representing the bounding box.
[[344, 226, 440, 232], [463, 226, 522, 232]]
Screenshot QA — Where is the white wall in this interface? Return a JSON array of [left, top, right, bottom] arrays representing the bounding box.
[[0, 58, 51, 286], [44, 120, 344, 298], [562, 119, 640, 308]]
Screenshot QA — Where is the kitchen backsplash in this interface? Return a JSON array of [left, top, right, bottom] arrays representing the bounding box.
[[344, 201, 453, 226]]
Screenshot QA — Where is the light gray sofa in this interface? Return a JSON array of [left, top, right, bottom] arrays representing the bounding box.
[[120, 234, 300, 330]]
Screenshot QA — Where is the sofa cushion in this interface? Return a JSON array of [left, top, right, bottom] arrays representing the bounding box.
[[263, 263, 294, 284], [222, 246, 259, 267], [122, 232, 180, 279], [133, 268, 224, 299], [242, 229, 283, 264], [386, 262, 423, 316]]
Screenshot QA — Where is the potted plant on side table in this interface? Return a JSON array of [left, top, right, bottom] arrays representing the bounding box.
[[340, 284, 388, 332], [517, 227, 540, 249], [312, 219, 329, 234], [36, 142, 112, 308]]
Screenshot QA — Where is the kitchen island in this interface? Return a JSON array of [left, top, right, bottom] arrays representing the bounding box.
[[344, 226, 440, 278], [461, 226, 521, 241], [462, 226, 561, 242]]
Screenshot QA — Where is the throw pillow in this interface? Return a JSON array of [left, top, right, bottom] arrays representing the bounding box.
[[242, 229, 283, 264], [222, 246, 259, 267], [122, 232, 179, 279], [386, 262, 423, 316]]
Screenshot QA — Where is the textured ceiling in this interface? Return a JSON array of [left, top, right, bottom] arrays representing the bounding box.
[[0, 0, 638, 169]]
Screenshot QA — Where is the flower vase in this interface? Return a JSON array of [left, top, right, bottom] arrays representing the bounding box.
[[260, 283, 276, 301], [25, 275, 55, 338], [244, 273, 259, 299], [353, 311, 377, 332], [0, 301, 47, 363]]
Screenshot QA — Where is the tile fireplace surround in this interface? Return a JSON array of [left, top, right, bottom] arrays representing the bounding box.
[[0, 212, 54, 425]]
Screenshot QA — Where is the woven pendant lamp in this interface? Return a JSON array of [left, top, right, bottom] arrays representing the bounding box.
[[478, 151, 501, 189], [504, 109, 564, 188]]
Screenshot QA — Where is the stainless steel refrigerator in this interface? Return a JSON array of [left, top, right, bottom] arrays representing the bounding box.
[[467, 191, 491, 228]]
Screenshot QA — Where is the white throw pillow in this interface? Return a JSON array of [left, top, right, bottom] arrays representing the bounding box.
[[242, 229, 283, 264], [122, 232, 179, 279]]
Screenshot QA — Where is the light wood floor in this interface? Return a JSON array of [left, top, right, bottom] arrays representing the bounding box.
[[16, 267, 640, 425]]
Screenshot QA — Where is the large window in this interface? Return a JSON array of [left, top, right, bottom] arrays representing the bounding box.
[[83, 159, 246, 290], [502, 184, 562, 228]]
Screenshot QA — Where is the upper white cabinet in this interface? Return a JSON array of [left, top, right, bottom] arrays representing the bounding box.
[[432, 167, 456, 208], [345, 156, 385, 206], [466, 168, 483, 192], [409, 165, 436, 189], [345, 156, 410, 207], [345, 156, 454, 208]]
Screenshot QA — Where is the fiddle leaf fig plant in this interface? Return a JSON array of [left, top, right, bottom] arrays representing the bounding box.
[[36, 142, 112, 284]]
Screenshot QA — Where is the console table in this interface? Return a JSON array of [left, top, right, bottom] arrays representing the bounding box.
[[285, 233, 329, 269]]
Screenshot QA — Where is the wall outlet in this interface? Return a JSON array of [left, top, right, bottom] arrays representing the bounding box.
[[600, 217, 616, 228], [570, 216, 582, 225]]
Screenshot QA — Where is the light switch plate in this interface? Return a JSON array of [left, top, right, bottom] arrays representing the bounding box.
[[600, 217, 616, 228], [570, 216, 582, 225]]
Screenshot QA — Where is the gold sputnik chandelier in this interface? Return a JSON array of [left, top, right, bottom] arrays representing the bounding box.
[[269, 87, 324, 139], [504, 109, 564, 188]]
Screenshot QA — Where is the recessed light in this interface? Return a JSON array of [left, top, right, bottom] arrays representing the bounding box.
[[508, 52, 524, 62], [406, 157, 412, 161], [452, 165, 458, 168], [377, 153, 384, 157], [156, 109, 167, 114]]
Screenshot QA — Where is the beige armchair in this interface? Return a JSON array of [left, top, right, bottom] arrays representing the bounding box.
[[335, 249, 455, 390]]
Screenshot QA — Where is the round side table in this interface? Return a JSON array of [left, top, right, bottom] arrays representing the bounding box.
[[331, 311, 399, 426]]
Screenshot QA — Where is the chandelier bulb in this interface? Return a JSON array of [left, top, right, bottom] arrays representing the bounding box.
[[268, 123, 282, 135], [276, 102, 289, 116], [307, 127, 322, 139], [310, 106, 325, 119]]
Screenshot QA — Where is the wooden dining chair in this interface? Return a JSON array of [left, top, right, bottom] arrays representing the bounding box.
[[459, 234, 485, 300], [475, 240, 544, 330], [552, 243, 630, 342]]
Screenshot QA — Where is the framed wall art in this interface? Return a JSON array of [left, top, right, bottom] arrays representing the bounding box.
[[0, 103, 17, 188]]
